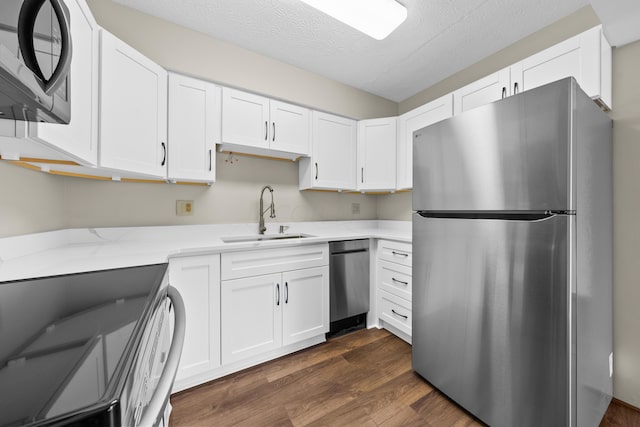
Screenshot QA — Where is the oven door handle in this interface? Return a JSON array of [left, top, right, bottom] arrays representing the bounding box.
[[138, 286, 186, 427], [18, 0, 73, 95]]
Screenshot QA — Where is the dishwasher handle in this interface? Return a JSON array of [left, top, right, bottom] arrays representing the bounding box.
[[330, 248, 368, 256]]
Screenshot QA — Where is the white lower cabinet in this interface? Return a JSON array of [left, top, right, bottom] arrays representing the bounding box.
[[221, 273, 282, 364], [221, 266, 329, 364], [221, 245, 329, 365], [169, 254, 220, 390], [376, 240, 412, 343], [282, 267, 329, 346]]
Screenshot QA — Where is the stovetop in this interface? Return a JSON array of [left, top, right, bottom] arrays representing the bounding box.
[[0, 264, 168, 427]]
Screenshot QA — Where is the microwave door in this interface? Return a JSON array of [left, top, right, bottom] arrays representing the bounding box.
[[0, 0, 71, 123]]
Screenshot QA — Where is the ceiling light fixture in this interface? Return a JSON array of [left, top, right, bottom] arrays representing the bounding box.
[[299, 0, 407, 40]]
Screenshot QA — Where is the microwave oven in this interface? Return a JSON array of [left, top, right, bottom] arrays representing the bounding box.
[[0, 0, 72, 123]]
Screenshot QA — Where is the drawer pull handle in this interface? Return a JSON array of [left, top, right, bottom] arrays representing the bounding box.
[[392, 277, 408, 286], [285, 282, 288, 304], [276, 283, 280, 306], [391, 309, 408, 319], [392, 251, 408, 257]]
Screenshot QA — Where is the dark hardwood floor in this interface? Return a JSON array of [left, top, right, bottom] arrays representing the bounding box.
[[170, 328, 640, 426]]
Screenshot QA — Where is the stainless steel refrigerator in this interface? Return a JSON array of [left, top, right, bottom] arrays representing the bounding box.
[[412, 78, 612, 427]]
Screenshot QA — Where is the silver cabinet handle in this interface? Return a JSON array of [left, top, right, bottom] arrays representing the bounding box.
[[392, 251, 408, 257], [161, 142, 167, 166], [285, 282, 288, 304], [514, 82, 519, 94], [315, 163, 318, 180], [391, 309, 408, 319], [276, 283, 280, 306], [361, 167, 364, 183], [501, 87, 507, 99], [138, 286, 185, 427], [392, 277, 408, 286], [265, 121, 268, 140], [272, 122, 276, 142], [209, 149, 212, 171]]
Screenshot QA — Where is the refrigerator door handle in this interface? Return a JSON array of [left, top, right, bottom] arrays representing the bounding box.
[[415, 211, 570, 221]]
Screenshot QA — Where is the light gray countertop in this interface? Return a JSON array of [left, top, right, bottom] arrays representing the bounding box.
[[0, 220, 411, 282]]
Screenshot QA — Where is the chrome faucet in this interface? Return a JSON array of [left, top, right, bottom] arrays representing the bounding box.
[[258, 185, 276, 234]]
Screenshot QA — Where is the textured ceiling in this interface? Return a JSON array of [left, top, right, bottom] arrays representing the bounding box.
[[111, 0, 590, 102]]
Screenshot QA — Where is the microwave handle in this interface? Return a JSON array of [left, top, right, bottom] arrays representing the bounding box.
[[18, 0, 72, 95]]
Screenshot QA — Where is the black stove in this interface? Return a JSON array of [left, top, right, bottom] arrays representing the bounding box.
[[0, 264, 169, 427]]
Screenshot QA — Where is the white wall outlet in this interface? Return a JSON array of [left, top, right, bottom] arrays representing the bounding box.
[[352, 203, 360, 214], [176, 200, 194, 216]]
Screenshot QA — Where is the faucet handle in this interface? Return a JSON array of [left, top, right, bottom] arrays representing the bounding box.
[[279, 225, 290, 234]]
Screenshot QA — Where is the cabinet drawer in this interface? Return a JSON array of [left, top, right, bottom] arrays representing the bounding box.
[[378, 260, 412, 301], [378, 240, 412, 267], [221, 244, 329, 280], [378, 290, 412, 336]]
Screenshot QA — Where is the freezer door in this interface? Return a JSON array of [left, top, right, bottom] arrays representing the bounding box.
[[413, 78, 574, 212], [412, 213, 571, 427]]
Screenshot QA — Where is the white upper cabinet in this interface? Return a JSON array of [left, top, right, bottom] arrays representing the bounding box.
[[454, 26, 612, 115], [453, 68, 511, 115], [396, 94, 453, 190], [27, 0, 99, 166], [357, 117, 397, 192], [98, 30, 168, 178], [167, 73, 220, 183], [221, 89, 269, 149], [221, 88, 310, 159], [511, 25, 612, 109], [269, 100, 310, 155], [299, 111, 356, 191]]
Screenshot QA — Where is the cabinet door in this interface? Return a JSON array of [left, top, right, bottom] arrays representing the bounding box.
[[168, 73, 219, 183], [307, 111, 357, 190], [453, 68, 510, 115], [28, 0, 99, 165], [169, 255, 221, 383], [99, 31, 168, 178], [221, 88, 270, 149], [282, 266, 329, 346], [511, 26, 611, 109], [357, 117, 397, 191], [221, 273, 282, 364], [269, 100, 310, 156], [396, 95, 453, 190]]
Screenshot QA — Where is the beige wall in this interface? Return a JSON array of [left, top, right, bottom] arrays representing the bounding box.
[[0, 161, 65, 237], [399, 6, 601, 114], [85, 0, 397, 120], [62, 155, 377, 228], [49, 0, 393, 231], [609, 40, 640, 408]]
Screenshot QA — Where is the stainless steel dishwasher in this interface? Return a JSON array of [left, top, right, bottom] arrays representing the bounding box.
[[329, 239, 370, 336]]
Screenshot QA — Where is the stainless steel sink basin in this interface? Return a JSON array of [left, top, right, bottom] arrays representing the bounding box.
[[221, 233, 314, 243]]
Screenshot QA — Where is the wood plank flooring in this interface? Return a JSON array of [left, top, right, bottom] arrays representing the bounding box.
[[170, 328, 640, 426]]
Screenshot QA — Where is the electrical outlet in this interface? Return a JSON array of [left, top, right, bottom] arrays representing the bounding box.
[[352, 203, 360, 214], [176, 200, 194, 216]]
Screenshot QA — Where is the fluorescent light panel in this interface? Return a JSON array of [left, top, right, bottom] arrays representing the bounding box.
[[299, 0, 407, 40]]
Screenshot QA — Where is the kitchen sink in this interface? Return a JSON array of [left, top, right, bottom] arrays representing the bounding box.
[[221, 233, 314, 243]]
